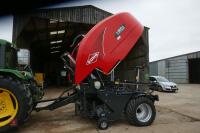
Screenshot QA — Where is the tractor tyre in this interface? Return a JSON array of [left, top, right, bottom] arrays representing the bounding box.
[[29, 79, 43, 102], [126, 97, 156, 126], [0, 77, 33, 132]]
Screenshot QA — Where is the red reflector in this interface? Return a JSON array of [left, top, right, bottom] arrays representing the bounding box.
[[10, 119, 17, 127]]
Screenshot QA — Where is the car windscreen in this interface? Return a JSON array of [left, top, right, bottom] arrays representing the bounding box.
[[149, 77, 156, 81], [157, 77, 169, 82]]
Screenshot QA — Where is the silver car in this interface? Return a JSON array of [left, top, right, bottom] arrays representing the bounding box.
[[149, 76, 178, 92]]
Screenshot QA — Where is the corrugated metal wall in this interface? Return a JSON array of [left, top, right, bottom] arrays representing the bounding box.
[[149, 62, 158, 76], [188, 51, 200, 59], [37, 6, 111, 24], [166, 56, 188, 83], [150, 51, 200, 83], [158, 60, 166, 77], [115, 27, 150, 91], [13, 5, 112, 42]]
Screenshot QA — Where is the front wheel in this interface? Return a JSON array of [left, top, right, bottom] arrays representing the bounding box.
[[126, 97, 156, 126], [0, 77, 33, 132], [97, 117, 109, 130], [157, 86, 163, 92]]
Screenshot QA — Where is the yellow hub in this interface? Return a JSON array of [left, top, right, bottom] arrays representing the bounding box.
[[0, 88, 18, 127]]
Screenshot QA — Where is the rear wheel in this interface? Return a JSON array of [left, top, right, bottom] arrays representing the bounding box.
[[126, 97, 156, 126], [0, 77, 33, 132]]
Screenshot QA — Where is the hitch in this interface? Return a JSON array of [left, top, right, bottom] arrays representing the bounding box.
[[34, 85, 78, 111]]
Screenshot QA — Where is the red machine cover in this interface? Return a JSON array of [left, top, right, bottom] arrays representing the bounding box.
[[75, 12, 144, 84]]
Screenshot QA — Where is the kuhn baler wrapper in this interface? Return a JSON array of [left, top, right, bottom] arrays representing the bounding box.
[[0, 12, 158, 131], [35, 12, 159, 130]]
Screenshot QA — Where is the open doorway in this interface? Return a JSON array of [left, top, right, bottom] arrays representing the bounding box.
[[189, 58, 200, 83], [18, 17, 94, 87]]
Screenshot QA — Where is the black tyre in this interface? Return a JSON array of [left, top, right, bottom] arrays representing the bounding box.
[[29, 79, 43, 101], [157, 86, 163, 92], [97, 117, 109, 130], [0, 77, 33, 132], [126, 97, 156, 126]]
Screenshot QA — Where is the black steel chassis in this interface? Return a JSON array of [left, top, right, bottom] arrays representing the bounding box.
[[75, 81, 158, 121], [34, 81, 158, 122], [33, 52, 159, 129]]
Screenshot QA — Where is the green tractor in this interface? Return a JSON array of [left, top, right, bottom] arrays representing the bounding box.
[[0, 39, 43, 132]]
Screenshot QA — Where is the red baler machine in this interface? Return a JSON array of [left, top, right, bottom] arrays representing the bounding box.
[[35, 12, 158, 130]]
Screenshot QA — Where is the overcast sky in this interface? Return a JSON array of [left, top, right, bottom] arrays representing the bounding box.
[[0, 0, 200, 61], [0, 15, 13, 41]]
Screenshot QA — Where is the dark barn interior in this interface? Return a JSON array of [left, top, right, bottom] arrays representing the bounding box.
[[189, 58, 200, 83], [21, 18, 94, 86]]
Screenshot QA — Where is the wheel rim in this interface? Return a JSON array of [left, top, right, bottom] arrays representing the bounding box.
[[0, 88, 18, 127], [136, 103, 152, 123], [100, 121, 107, 129]]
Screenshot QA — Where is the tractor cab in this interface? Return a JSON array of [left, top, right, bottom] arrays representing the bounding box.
[[0, 40, 34, 81], [0, 40, 30, 71], [0, 39, 18, 69]]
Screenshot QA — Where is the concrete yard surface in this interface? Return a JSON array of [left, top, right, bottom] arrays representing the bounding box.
[[13, 84, 200, 133]]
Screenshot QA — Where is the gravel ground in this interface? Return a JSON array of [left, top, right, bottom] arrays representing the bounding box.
[[14, 84, 200, 133]]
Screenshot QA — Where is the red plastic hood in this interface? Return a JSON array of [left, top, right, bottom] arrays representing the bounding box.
[[75, 12, 144, 84]]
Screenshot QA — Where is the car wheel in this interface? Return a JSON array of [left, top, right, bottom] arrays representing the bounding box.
[[157, 86, 163, 92]]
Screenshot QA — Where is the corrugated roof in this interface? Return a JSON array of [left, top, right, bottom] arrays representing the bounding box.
[[150, 51, 200, 63]]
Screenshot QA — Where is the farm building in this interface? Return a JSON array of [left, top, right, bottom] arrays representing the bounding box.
[[150, 51, 200, 83]]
